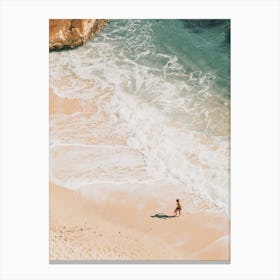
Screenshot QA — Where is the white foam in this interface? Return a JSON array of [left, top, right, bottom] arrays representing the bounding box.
[[49, 20, 230, 215], [108, 90, 229, 214], [49, 21, 229, 137], [50, 92, 229, 215]]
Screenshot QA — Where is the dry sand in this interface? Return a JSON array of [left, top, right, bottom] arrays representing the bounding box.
[[49, 183, 229, 262]]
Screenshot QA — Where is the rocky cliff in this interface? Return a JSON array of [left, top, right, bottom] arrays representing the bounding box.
[[49, 19, 109, 51]]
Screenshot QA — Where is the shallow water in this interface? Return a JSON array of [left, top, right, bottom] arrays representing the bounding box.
[[50, 19, 230, 215]]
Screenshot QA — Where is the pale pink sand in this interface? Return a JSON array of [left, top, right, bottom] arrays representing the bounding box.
[[50, 88, 83, 115], [49, 85, 229, 261], [49, 183, 229, 261]]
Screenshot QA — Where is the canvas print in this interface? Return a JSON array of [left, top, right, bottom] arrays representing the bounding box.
[[49, 19, 230, 262]]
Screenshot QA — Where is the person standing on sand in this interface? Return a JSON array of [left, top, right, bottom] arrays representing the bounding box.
[[174, 199, 182, 216]]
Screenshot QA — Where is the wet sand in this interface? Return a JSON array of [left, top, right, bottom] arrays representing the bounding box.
[[49, 183, 229, 261]]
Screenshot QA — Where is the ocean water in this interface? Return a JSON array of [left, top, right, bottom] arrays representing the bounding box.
[[50, 19, 230, 215]]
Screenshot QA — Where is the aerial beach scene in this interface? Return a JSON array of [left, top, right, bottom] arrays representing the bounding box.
[[49, 19, 230, 262]]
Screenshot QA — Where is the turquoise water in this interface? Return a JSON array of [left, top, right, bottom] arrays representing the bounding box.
[[50, 20, 230, 214], [94, 19, 230, 136], [51, 19, 230, 136]]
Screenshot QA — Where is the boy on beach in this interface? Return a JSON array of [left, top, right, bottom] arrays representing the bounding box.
[[174, 199, 182, 216]]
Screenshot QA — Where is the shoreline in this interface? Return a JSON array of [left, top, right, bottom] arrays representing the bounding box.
[[49, 183, 229, 261], [49, 19, 230, 262]]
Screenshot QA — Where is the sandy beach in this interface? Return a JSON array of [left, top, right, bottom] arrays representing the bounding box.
[[49, 86, 230, 262], [49, 19, 230, 262], [49, 183, 229, 262]]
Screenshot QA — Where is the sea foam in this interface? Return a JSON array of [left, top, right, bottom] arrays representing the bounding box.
[[49, 19, 230, 215]]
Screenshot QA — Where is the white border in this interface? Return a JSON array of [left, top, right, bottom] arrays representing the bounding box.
[[1, 0, 279, 279]]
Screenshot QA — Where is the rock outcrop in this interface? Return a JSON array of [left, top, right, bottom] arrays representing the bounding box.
[[49, 19, 109, 51]]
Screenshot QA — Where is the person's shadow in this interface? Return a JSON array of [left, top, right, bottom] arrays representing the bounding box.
[[150, 213, 176, 219]]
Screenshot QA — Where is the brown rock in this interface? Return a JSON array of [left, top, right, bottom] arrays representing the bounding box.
[[49, 19, 109, 51]]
